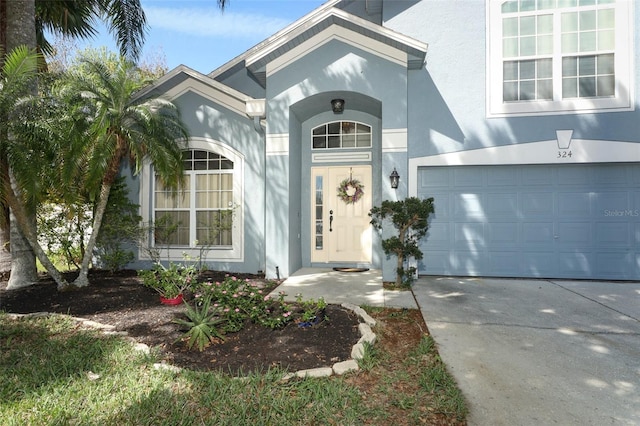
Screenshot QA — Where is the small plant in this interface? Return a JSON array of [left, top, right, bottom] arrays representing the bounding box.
[[138, 262, 197, 299], [294, 294, 327, 326], [173, 295, 226, 351], [369, 196, 435, 287]]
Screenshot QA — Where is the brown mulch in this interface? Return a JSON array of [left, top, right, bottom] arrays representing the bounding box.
[[0, 269, 465, 425], [0, 269, 362, 376]]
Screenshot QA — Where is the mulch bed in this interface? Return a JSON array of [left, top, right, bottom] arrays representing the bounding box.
[[0, 269, 362, 376]]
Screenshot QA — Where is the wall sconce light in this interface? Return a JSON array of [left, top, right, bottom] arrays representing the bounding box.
[[331, 99, 345, 114], [390, 168, 400, 189]]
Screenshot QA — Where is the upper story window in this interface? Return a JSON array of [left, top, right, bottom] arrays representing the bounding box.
[[312, 121, 372, 149], [487, 0, 633, 116], [154, 149, 234, 247]]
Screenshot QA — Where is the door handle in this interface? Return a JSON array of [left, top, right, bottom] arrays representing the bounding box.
[[329, 210, 333, 232]]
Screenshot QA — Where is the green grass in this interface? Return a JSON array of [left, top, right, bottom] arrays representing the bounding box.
[[0, 311, 466, 425]]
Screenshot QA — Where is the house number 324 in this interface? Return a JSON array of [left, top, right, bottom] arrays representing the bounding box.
[[557, 150, 572, 159]]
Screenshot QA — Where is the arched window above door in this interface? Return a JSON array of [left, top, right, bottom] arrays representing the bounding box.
[[312, 121, 372, 149]]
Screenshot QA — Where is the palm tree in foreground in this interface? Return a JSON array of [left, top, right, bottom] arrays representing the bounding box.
[[62, 57, 188, 289]]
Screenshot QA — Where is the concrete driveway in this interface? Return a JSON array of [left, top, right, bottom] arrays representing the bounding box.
[[413, 277, 640, 425]]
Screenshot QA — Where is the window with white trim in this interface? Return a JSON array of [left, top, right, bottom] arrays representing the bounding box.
[[312, 121, 372, 149], [154, 149, 234, 247], [488, 0, 633, 116]]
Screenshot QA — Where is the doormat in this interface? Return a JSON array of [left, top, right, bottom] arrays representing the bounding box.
[[333, 267, 370, 273]]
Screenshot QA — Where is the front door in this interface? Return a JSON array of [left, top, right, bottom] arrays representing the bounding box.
[[311, 165, 372, 264]]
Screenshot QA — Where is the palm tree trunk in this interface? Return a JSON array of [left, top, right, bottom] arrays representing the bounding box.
[[4, 174, 68, 289], [4, 0, 38, 288], [73, 180, 112, 288]]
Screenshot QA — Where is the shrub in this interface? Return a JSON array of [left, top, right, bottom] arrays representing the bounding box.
[[173, 295, 226, 351]]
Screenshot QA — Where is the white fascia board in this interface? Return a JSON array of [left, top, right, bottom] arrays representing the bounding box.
[[408, 138, 640, 196], [208, 0, 343, 78], [246, 8, 426, 70], [266, 25, 408, 77]]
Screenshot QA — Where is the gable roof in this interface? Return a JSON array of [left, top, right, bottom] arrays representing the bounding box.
[[134, 65, 257, 118], [209, 1, 427, 87]]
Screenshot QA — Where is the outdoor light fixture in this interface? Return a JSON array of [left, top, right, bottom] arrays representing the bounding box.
[[331, 98, 345, 114], [390, 168, 400, 189]]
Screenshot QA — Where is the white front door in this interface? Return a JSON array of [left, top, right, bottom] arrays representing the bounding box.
[[311, 165, 372, 263]]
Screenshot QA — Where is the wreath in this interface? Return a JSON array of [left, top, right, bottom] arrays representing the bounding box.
[[337, 177, 364, 204]]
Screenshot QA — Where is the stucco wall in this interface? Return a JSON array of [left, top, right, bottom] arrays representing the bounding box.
[[383, 0, 640, 160]]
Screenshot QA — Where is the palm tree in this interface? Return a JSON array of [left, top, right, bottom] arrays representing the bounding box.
[[62, 57, 188, 288], [0, 45, 71, 289], [1, 0, 225, 288]]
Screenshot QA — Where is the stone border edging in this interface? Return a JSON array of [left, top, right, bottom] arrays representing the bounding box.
[[4, 303, 378, 379]]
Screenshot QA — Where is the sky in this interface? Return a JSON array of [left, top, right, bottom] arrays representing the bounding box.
[[77, 0, 327, 74]]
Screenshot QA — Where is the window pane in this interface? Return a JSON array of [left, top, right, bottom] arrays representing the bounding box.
[[520, 0, 535, 12], [538, 35, 553, 54], [503, 17, 518, 37], [502, 1, 518, 13], [356, 134, 371, 147], [342, 134, 356, 147], [312, 125, 326, 136], [503, 81, 519, 101], [520, 80, 535, 100], [503, 38, 519, 57], [328, 135, 340, 148], [598, 8, 614, 29], [155, 211, 189, 246], [562, 12, 578, 32], [579, 76, 596, 96], [503, 61, 518, 80], [598, 29, 614, 50], [520, 16, 535, 35], [313, 136, 326, 149], [356, 123, 371, 133], [538, 0, 556, 10], [558, 0, 577, 7], [520, 36, 536, 56], [519, 60, 535, 79], [563, 76, 578, 97], [538, 58, 553, 77], [597, 75, 615, 96], [579, 31, 596, 52], [578, 56, 596, 75], [597, 53, 614, 74], [537, 79, 553, 99], [196, 211, 232, 246], [562, 56, 578, 76], [327, 122, 340, 134], [579, 10, 596, 31], [562, 32, 578, 53], [537, 14, 553, 33]]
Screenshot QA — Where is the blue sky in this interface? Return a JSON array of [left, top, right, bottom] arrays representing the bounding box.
[[79, 0, 326, 74]]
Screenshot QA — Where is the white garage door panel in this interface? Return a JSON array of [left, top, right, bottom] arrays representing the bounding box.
[[417, 164, 640, 280]]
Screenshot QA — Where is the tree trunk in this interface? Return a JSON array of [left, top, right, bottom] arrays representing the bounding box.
[[73, 181, 113, 288], [4, 0, 39, 287]]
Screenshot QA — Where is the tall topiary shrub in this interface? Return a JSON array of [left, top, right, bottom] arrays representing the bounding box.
[[369, 196, 435, 287]]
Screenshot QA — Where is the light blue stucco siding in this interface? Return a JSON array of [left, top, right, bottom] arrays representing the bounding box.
[[388, 0, 640, 159], [129, 89, 266, 275], [263, 37, 410, 278]]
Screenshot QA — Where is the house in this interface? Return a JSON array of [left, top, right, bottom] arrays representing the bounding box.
[[130, 0, 640, 282]]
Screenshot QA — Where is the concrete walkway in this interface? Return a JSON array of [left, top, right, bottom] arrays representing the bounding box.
[[272, 267, 417, 308], [413, 276, 640, 426]]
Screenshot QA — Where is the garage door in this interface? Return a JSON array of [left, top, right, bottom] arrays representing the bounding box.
[[416, 163, 640, 280]]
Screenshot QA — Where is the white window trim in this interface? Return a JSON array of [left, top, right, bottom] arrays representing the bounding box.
[[486, 0, 635, 117], [139, 138, 244, 262]]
